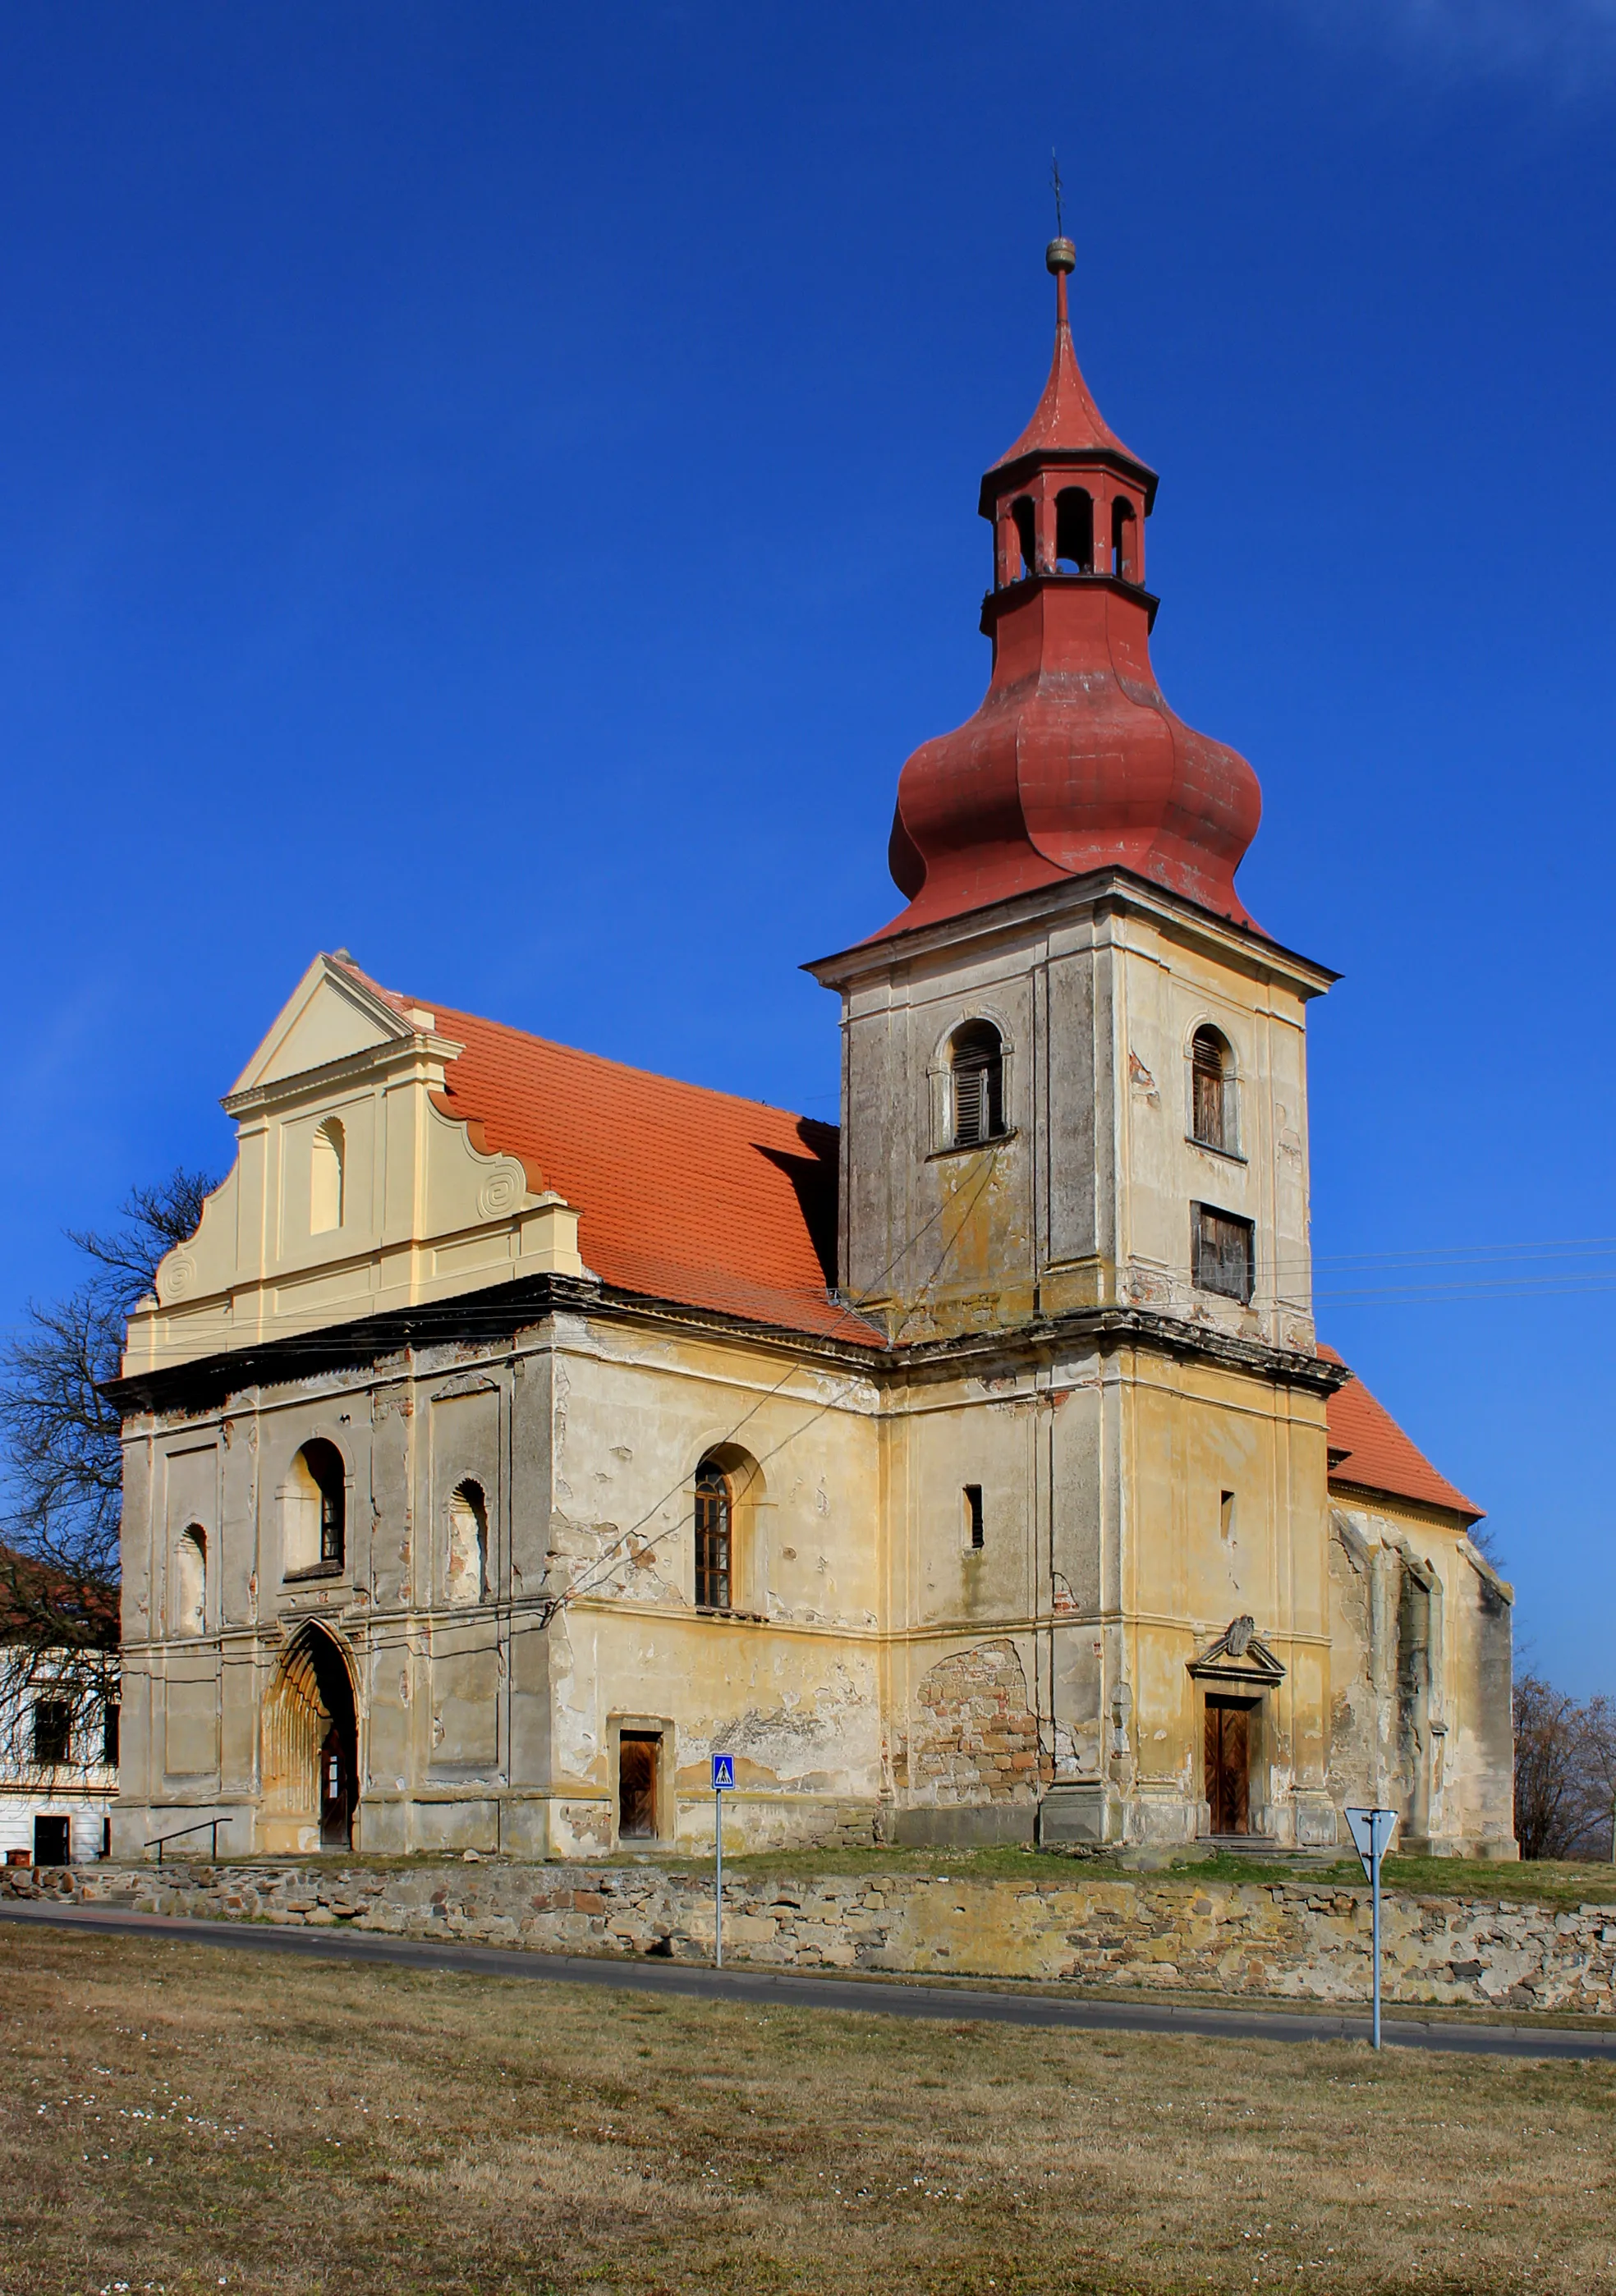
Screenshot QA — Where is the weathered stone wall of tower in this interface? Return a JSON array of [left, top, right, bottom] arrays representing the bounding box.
[[825, 875, 1330, 1355]]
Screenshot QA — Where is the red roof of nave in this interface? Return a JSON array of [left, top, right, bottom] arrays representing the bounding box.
[[345, 966, 875, 1344], [1320, 1346, 1482, 1522]]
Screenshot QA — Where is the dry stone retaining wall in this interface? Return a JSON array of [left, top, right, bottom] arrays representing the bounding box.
[[8, 1860, 1616, 2017]]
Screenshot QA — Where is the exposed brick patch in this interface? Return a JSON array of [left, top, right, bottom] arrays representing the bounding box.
[[910, 1639, 1040, 1806]]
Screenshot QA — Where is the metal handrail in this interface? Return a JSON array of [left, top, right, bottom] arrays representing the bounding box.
[[149, 1817, 221, 1865]]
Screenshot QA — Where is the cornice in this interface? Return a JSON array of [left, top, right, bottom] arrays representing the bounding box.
[[104, 1273, 1343, 1421], [805, 865, 1338, 1000], [222, 1030, 465, 1120]]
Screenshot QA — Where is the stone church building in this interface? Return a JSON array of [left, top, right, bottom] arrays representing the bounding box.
[[110, 241, 1516, 1863]]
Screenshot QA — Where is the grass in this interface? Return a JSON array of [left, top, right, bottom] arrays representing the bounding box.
[[170, 1843, 1616, 1913], [4, 1926, 1614, 2294], [562, 1843, 1616, 1913]]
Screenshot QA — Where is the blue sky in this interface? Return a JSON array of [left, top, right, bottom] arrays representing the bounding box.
[[2, 2, 1611, 1688]]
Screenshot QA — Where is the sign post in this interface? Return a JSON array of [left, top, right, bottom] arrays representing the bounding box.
[[1344, 1806, 1397, 2050], [711, 1752, 734, 1968]]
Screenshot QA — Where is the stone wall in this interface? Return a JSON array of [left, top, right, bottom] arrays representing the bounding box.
[[9, 1858, 1616, 2017]]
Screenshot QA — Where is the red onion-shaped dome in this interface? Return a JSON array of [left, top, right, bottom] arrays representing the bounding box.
[[879, 255, 1263, 939]]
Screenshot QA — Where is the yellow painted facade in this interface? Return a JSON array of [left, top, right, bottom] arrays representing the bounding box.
[[111, 884, 1516, 1863]]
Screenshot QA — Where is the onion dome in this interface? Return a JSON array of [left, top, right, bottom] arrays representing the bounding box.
[[881, 242, 1263, 938]]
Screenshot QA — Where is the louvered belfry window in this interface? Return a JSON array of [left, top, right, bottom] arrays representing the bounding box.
[[1192, 1204, 1255, 1303], [1191, 1026, 1230, 1151], [694, 1459, 732, 1611], [950, 1021, 1005, 1149]]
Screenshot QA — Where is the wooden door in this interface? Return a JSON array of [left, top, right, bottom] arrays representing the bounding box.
[[1204, 1700, 1251, 1835], [618, 1736, 659, 1839]]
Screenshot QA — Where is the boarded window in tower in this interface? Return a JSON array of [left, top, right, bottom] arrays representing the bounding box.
[[1191, 1205, 1254, 1302], [1191, 1026, 1232, 1150], [950, 1022, 1005, 1148]]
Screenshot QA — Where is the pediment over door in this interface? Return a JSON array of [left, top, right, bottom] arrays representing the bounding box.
[[1187, 1614, 1285, 1690]]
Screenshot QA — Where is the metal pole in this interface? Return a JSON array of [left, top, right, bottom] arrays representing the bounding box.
[[1370, 1822, 1382, 2052], [714, 1786, 723, 1969]]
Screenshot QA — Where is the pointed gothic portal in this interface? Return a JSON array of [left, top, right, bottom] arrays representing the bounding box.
[[882, 239, 1264, 941], [262, 1623, 359, 1853]]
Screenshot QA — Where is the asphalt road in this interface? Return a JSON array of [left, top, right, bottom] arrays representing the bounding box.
[[5, 1896, 1613, 2062]]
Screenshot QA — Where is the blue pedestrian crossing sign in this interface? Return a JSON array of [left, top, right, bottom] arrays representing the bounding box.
[[711, 1752, 735, 1791]]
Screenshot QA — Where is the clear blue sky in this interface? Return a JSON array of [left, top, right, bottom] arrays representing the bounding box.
[[2, 3, 1611, 1689]]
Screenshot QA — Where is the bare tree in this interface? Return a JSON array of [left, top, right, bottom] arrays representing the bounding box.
[[1514, 1672, 1616, 1862], [0, 1170, 214, 1774]]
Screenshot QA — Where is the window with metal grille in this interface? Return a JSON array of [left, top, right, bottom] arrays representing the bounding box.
[[1191, 1204, 1254, 1302], [32, 1701, 71, 1766], [1191, 1026, 1233, 1151], [694, 1459, 732, 1611], [949, 1021, 1005, 1148]]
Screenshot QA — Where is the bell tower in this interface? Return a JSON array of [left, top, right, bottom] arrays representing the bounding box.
[[810, 239, 1334, 1355], [810, 240, 1343, 1852]]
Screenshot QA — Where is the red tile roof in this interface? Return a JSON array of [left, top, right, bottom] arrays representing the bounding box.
[[406, 988, 877, 1344], [1320, 1346, 1482, 1522]]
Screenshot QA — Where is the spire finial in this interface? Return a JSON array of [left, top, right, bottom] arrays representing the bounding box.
[[1047, 152, 1075, 277]]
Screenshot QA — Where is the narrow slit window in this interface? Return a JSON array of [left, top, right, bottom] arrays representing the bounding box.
[[949, 1021, 1005, 1148], [694, 1459, 732, 1611], [964, 1485, 985, 1550], [102, 1702, 120, 1767], [1219, 1491, 1236, 1543]]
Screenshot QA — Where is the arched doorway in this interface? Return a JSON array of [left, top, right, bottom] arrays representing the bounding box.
[[262, 1623, 359, 1853]]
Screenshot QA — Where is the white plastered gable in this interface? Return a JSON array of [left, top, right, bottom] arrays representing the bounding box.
[[124, 953, 585, 1380]]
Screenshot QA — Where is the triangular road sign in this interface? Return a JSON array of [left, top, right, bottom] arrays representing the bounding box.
[[1344, 1806, 1397, 1882]]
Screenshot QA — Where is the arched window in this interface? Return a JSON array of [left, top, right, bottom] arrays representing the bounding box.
[[1111, 498, 1137, 582], [283, 1440, 346, 1575], [310, 1117, 345, 1235], [949, 1020, 1005, 1149], [1190, 1026, 1233, 1152], [176, 1525, 206, 1637], [1011, 497, 1036, 581], [1055, 487, 1094, 573], [446, 1481, 488, 1607], [694, 1458, 732, 1611]]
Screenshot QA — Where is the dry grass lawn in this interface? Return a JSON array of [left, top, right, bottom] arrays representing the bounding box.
[[2, 1925, 1613, 2295]]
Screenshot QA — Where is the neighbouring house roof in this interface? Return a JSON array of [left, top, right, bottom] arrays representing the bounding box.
[[1319, 1346, 1482, 1524], [0, 1545, 119, 1646], [333, 962, 875, 1343]]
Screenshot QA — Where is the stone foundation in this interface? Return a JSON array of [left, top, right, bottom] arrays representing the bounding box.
[[7, 1858, 1615, 2016]]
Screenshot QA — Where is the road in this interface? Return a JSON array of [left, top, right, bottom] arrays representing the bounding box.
[[4, 1896, 1612, 2061]]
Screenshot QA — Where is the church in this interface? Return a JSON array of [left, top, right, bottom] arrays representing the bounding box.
[[109, 240, 1517, 1863]]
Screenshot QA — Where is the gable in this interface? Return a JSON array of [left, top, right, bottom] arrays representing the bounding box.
[[230, 957, 413, 1097]]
